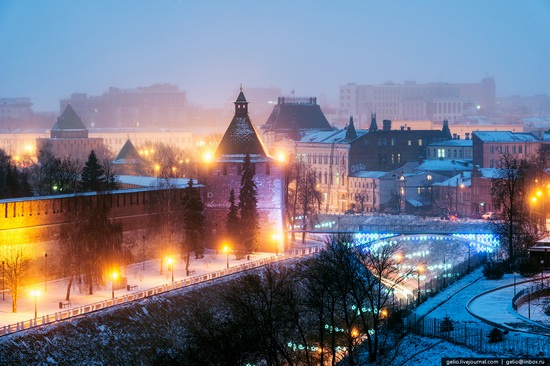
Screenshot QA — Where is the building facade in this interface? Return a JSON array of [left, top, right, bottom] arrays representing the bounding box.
[[339, 78, 496, 126], [60, 84, 188, 128]]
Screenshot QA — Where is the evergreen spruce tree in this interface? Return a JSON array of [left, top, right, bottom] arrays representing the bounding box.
[[79, 150, 107, 192], [226, 188, 240, 244], [238, 152, 259, 253], [181, 179, 206, 260]]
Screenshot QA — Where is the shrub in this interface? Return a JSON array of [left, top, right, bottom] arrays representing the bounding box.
[[487, 327, 503, 343], [514, 257, 541, 278], [439, 315, 454, 333], [482, 261, 504, 280]]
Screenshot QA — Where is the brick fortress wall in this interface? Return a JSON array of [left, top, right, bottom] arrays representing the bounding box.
[[201, 160, 285, 253], [0, 187, 187, 280]]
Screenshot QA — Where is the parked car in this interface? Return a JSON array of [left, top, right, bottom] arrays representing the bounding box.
[[482, 212, 497, 220], [470, 212, 483, 219]]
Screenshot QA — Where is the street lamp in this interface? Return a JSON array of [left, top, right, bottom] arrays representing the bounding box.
[[30, 289, 40, 319], [513, 272, 517, 296], [541, 260, 545, 288], [44, 253, 48, 292], [443, 255, 446, 288], [416, 265, 424, 306], [224, 245, 230, 269], [2, 260, 4, 301], [167, 257, 174, 283], [111, 272, 118, 299]]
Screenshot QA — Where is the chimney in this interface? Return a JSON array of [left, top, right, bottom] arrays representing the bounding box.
[[465, 132, 470, 140], [453, 133, 458, 139], [383, 120, 391, 131]]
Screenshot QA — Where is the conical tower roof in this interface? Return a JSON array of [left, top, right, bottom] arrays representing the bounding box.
[[442, 119, 452, 139], [52, 104, 87, 131], [369, 113, 378, 132], [215, 90, 271, 162], [345, 116, 357, 141], [113, 139, 143, 164]]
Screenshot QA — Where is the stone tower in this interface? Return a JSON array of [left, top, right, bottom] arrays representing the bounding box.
[[201, 89, 285, 253]]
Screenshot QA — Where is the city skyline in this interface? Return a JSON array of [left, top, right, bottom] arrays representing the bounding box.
[[1, 0, 549, 112]]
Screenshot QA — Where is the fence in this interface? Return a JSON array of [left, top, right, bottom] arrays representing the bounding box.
[[405, 313, 550, 356], [512, 282, 550, 311], [0, 244, 325, 337], [393, 252, 487, 310]]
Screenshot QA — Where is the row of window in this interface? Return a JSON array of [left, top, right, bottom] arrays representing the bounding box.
[[489, 145, 524, 154], [427, 148, 472, 159], [305, 153, 347, 166], [376, 138, 423, 147]]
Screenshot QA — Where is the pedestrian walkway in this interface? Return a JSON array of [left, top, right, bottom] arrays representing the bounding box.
[[0, 243, 324, 336], [466, 275, 550, 335]]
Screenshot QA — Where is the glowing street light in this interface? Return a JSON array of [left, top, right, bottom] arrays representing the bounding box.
[[224, 245, 230, 269], [416, 265, 424, 306], [44, 253, 48, 292], [167, 257, 174, 283], [110, 272, 118, 299], [30, 289, 40, 319]]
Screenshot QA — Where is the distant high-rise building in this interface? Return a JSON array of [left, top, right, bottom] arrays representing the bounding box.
[[60, 84, 188, 128], [339, 78, 496, 127], [0, 98, 33, 129]]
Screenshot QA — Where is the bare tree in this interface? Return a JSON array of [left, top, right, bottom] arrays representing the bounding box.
[[286, 159, 322, 244], [0, 242, 31, 313], [492, 152, 538, 261]]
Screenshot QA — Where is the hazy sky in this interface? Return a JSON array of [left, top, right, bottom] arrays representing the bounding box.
[[1, 0, 549, 111]]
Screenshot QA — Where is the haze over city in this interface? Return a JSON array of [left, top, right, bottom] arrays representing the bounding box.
[[1, 0, 549, 112]]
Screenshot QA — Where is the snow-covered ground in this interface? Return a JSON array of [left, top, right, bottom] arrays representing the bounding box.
[[0, 248, 285, 332], [388, 268, 550, 365], [2, 237, 550, 365]]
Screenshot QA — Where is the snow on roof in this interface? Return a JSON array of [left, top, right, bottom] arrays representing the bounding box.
[[433, 172, 472, 187], [299, 129, 367, 144], [416, 159, 472, 171], [473, 131, 540, 142], [349, 171, 386, 179], [406, 198, 424, 207], [117, 175, 200, 188], [520, 115, 550, 128], [427, 139, 472, 147]]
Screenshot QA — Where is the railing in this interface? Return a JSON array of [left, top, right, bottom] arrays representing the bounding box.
[[405, 313, 550, 356], [0, 245, 325, 337]]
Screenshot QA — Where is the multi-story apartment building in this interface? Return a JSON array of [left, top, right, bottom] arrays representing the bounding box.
[[60, 84, 188, 128], [0, 98, 33, 126], [426, 137, 473, 161], [472, 131, 544, 168], [339, 78, 496, 127]]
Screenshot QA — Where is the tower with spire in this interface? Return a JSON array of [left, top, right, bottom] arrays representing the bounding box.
[[201, 88, 285, 253], [368, 113, 378, 132]]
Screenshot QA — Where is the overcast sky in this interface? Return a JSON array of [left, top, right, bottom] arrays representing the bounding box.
[[1, 0, 549, 111]]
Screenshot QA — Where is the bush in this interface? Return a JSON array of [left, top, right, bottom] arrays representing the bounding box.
[[482, 262, 505, 279], [487, 327, 503, 343], [514, 257, 541, 278], [439, 315, 454, 333]]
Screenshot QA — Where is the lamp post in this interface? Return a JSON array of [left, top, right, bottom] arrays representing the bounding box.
[[224, 245, 230, 269], [44, 253, 48, 292], [541, 260, 545, 288], [513, 272, 517, 296], [30, 289, 40, 319], [416, 265, 424, 306], [167, 257, 174, 283], [1, 260, 4, 301], [443, 255, 446, 288], [111, 272, 118, 299]]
